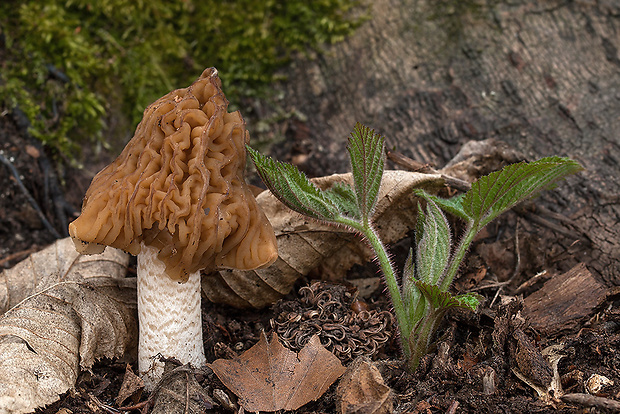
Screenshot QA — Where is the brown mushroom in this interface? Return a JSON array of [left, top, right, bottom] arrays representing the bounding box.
[[68, 68, 278, 388]]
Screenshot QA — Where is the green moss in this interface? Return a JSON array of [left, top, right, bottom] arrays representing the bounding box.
[[0, 0, 364, 162]]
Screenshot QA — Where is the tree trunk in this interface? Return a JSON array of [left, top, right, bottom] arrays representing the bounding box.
[[258, 0, 620, 286]]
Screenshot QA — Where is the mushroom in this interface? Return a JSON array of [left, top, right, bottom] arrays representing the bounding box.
[[68, 68, 278, 388]]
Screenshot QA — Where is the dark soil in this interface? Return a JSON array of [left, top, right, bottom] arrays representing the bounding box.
[[1, 111, 619, 414]]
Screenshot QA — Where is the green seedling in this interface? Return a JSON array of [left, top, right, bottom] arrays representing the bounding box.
[[247, 123, 583, 370]]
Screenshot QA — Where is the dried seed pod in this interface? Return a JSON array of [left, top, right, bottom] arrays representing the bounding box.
[[272, 281, 393, 363]]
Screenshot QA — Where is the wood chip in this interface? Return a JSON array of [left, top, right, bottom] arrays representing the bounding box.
[[523, 263, 607, 336]]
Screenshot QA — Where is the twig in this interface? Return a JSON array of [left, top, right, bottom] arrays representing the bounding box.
[[89, 394, 122, 414], [11, 107, 73, 237], [469, 280, 511, 291], [117, 400, 150, 412], [487, 222, 521, 308], [522, 210, 579, 240], [0, 152, 61, 238], [561, 393, 620, 411], [514, 201, 587, 243], [489, 287, 502, 309], [41, 153, 72, 237], [510, 221, 522, 281], [0, 246, 39, 267], [386, 149, 436, 173], [514, 270, 550, 295], [386, 149, 472, 192], [446, 400, 460, 414]]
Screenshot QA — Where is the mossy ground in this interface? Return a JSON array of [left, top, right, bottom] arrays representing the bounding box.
[[0, 0, 364, 164]]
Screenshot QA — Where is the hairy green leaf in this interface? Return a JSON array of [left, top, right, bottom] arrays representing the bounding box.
[[402, 247, 426, 335], [346, 123, 385, 220], [323, 182, 360, 219], [414, 190, 469, 221], [452, 292, 483, 313], [463, 156, 583, 228], [402, 248, 417, 309], [247, 145, 341, 221], [247, 128, 579, 373], [415, 200, 451, 285], [415, 281, 481, 313], [403, 248, 415, 285]]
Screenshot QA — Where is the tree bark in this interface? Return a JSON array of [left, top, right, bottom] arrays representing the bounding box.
[[259, 0, 620, 286]]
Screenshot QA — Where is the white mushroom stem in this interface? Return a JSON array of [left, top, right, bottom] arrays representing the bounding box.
[[137, 242, 206, 390]]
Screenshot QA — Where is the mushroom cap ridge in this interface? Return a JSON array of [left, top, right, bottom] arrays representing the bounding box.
[[69, 68, 278, 281]]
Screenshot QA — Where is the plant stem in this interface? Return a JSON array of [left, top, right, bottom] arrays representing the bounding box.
[[440, 222, 477, 292], [338, 216, 410, 356], [408, 309, 445, 371]]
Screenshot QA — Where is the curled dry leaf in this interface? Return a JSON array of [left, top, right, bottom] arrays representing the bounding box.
[[202, 170, 444, 308], [0, 237, 130, 314], [0, 238, 136, 414], [210, 332, 346, 412]]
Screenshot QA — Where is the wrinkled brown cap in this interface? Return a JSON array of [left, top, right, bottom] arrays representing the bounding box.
[[69, 68, 278, 281]]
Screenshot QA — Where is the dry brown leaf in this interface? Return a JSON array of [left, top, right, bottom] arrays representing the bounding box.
[[116, 364, 144, 406], [337, 357, 392, 414], [149, 363, 214, 414], [0, 239, 136, 414], [210, 332, 346, 412], [0, 279, 137, 413], [203, 170, 444, 308], [0, 237, 130, 314]]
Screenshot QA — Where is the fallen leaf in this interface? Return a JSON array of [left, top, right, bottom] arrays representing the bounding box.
[[203, 170, 443, 308], [116, 364, 144, 406], [348, 277, 383, 298], [149, 363, 214, 414], [511, 343, 566, 403], [0, 239, 136, 414], [0, 237, 130, 314], [210, 332, 346, 412], [337, 357, 392, 414], [510, 328, 553, 389]]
